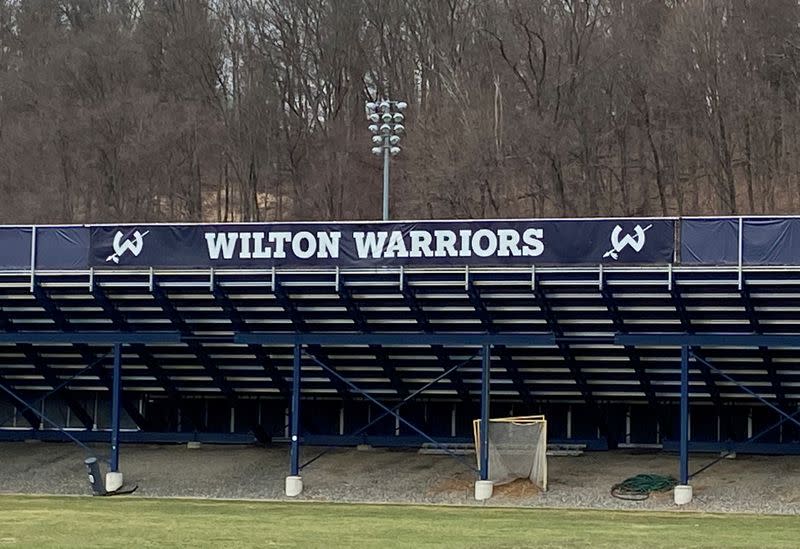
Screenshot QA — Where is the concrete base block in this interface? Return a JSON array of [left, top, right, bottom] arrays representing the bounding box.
[[674, 484, 693, 505], [187, 441, 202, 450], [474, 480, 494, 501], [285, 475, 303, 497], [356, 444, 373, 452], [105, 471, 124, 493]]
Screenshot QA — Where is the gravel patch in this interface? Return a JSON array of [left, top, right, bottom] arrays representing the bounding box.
[[1, 442, 799, 514]]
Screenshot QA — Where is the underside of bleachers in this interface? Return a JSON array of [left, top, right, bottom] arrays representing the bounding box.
[[2, 264, 800, 448]]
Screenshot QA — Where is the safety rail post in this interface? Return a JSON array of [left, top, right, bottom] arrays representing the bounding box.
[[110, 343, 122, 473], [29, 225, 37, 293], [737, 217, 744, 290], [679, 345, 689, 485], [479, 344, 490, 481], [290, 343, 301, 477]]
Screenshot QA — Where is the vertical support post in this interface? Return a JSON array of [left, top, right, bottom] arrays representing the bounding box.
[[29, 225, 37, 293], [737, 217, 744, 290], [290, 343, 301, 477], [110, 343, 122, 473], [382, 140, 390, 220], [679, 345, 689, 485], [479, 344, 490, 481]]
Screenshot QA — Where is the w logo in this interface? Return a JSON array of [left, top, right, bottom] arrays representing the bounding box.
[[106, 230, 149, 264], [603, 224, 652, 260]]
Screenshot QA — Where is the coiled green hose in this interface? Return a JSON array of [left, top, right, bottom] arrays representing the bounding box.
[[611, 474, 678, 500]]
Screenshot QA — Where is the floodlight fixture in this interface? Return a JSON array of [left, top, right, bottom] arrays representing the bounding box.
[[365, 98, 408, 221]]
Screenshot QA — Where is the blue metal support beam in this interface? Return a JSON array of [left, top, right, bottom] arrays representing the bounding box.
[[533, 285, 608, 440], [273, 279, 350, 398], [761, 349, 788, 411], [302, 351, 477, 472], [670, 285, 693, 333], [0, 379, 94, 454], [680, 345, 689, 485], [151, 284, 239, 406], [0, 309, 94, 429], [23, 345, 94, 428], [740, 281, 789, 413], [91, 287, 200, 418], [600, 285, 664, 428], [0, 349, 114, 432], [690, 347, 723, 413], [30, 287, 151, 430], [616, 333, 800, 347], [0, 372, 39, 428], [0, 332, 182, 345], [690, 352, 800, 430], [290, 344, 301, 477], [691, 407, 800, 478], [337, 282, 407, 399], [235, 332, 555, 346], [401, 283, 471, 403], [110, 343, 121, 473], [479, 344, 490, 481], [668, 285, 725, 419], [90, 286, 204, 430], [300, 350, 482, 471], [466, 279, 535, 409], [212, 286, 291, 399]]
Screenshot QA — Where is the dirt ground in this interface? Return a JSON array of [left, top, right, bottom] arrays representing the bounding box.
[[1, 442, 799, 513]]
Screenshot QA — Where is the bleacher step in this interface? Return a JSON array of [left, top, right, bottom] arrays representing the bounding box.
[[418, 442, 585, 456]]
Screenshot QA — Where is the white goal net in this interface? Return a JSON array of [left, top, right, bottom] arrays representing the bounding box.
[[472, 415, 547, 490]]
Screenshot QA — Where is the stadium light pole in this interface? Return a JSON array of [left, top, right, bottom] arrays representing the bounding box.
[[366, 99, 407, 221]]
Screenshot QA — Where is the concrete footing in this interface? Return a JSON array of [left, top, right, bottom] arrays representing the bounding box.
[[105, 471, 124, 493], [187, 441, 202, 450], [285, 475, 303, 497], [474, 480, 494, 501], [674, 484, 693, 505]]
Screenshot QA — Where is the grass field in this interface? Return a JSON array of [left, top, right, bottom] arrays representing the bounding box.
[[0, 495, 798, 548]]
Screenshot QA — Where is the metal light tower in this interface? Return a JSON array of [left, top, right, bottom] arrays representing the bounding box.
[[367, 99, 407, 221]]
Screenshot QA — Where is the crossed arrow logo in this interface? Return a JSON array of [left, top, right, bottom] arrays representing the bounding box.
[[106, 230, 149, 264], [603, 224, 652, 260]]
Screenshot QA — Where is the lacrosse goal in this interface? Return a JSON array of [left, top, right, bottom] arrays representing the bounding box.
[[472, 415, 547, 491]]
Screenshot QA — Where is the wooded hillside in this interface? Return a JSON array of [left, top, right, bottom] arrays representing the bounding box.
[[1, 0, 799, 222]]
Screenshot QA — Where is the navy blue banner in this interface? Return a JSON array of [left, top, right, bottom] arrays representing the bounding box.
[[88, 219, 675, 269], [682, 218, 800, 265], [0, 227, 32, 270], [742, 218, 800, 265], [36, 227, 90, 270], [681, 218, 738, 265]]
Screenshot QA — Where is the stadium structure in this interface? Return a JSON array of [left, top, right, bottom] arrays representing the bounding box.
[[2, 216, 800, 501]]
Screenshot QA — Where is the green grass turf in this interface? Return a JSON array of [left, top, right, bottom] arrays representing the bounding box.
[[0, 495, 798, 548]]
